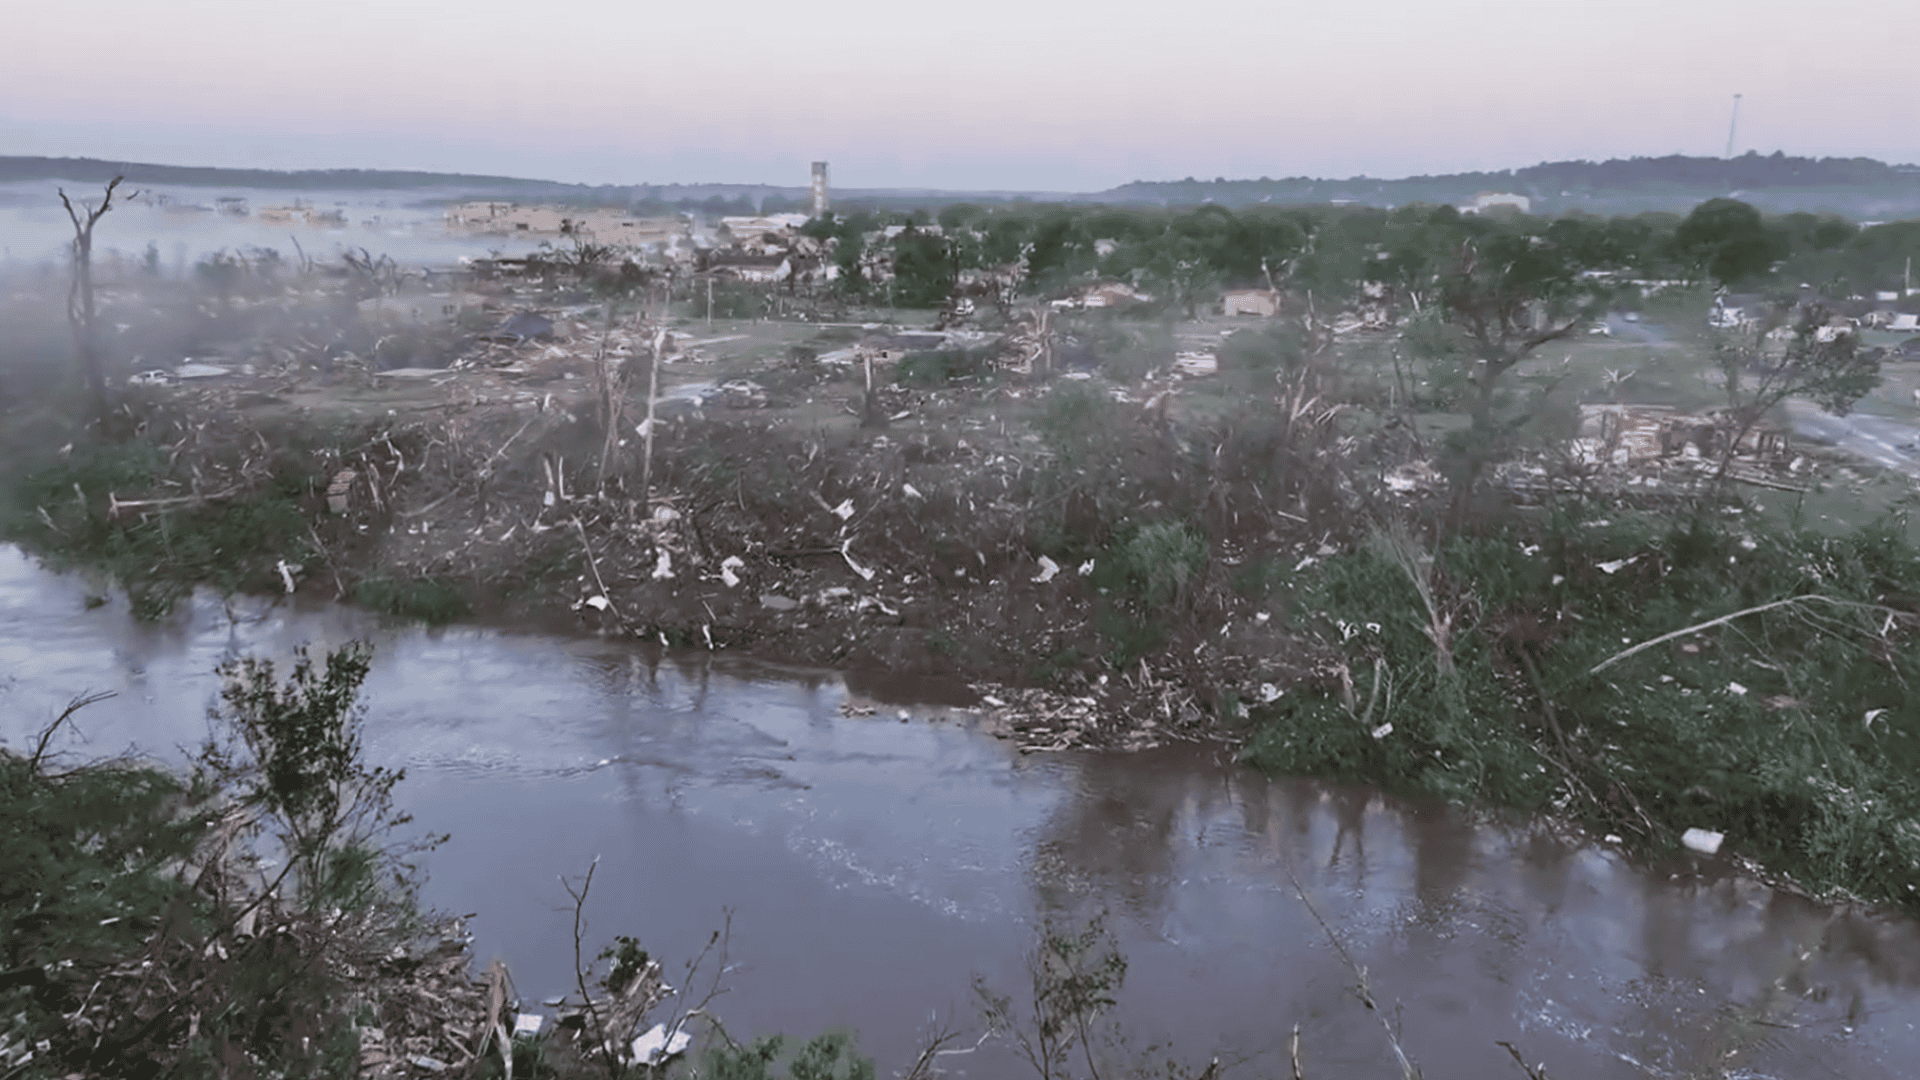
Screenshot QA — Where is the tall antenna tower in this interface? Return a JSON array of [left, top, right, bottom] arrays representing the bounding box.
[[810, 162, 831, 218], [1724, 93, 1742, 158]]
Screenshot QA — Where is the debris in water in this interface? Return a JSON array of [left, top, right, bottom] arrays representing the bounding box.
[[1681, 828, 1724, 855], [275, 559, 299, 594], [512, 1014, 543, 1037]]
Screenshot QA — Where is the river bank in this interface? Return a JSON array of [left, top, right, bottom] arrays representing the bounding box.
[[8, 344, 1920, 922], [5, 557, 1920, 1079]]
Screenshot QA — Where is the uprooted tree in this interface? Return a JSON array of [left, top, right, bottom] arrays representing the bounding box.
[[59, 176, 127, 418]]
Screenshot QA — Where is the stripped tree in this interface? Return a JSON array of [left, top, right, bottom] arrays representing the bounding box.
[[59, 176, 128, 417]]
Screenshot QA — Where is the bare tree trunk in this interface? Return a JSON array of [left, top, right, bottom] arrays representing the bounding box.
[[639, 328, 665, 499], [61, 176, 126, 419]]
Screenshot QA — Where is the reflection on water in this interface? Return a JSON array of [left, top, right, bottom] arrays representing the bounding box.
[[3, 545, 1919, 1078]]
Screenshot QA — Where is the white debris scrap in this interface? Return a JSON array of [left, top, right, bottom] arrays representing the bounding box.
[[831, 498, 854, 521], [583, 595, 611, 611], [513, 1014, 544, 1038], [1596, 556, 1639, 575], [1033, 555, 1061, 583], [1681, 828, 1724, 855], [652, 549, 674, 580], [1078, 559, 1095, 576], [840, 539, 876, 581], [1726, 681, 1747, 697], [629, 1024, 691, 1067], [903, 483, 924, 499], [1370, 722, 1394, 740], [720, 555, 745, 588]]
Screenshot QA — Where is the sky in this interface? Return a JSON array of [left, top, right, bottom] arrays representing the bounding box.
[[3, 0, 1914, 192]]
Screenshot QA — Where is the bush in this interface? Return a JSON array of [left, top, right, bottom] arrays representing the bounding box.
[[354, 574, 472, 624]]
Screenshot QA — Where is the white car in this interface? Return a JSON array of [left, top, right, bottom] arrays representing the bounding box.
[[128, 370, 175, 386]]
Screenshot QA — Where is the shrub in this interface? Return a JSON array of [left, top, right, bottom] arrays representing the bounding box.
[[1243, 509, 1920, 914], [353, 574, 472, 624]]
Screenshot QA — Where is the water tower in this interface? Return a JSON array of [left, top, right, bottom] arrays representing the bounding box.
[[810, 162, 831, 217]]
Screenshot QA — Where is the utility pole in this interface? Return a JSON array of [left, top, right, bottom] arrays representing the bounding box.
[[1724, 93, 1742, 159]]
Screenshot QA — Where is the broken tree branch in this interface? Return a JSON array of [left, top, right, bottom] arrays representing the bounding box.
[[1589, 594, 1913, 674]]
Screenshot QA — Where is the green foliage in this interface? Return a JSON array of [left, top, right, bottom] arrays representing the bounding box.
[[890, 228, 956, 309], [1244, 511, 1920, 913], [1084, 521, 1210, 668], [1, 643, 437, 1079], [353, 574, 472, 624], [1217, 323, 1303, 378], [975, 914, 1128, 1080], [1676, 198, 1789, 285], [698, 1032, 876, 1080], [200, 642, 422, 910], [1, 431, 319, 620], [895, 347, 995, 387], [1035, 385, 1130, 473], [1112, 522, 1208, 612], [1230, 557, 1288, 600], [598, 935, 651, 995]]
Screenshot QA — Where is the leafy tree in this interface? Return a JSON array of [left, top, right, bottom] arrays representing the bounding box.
[[1416, 221, 1615, 518], [975, 915, 1128, 1080], [1707, 302, 1881, 485], [197, 642, 424, 909], [891, 227, 956, 308], [1024, 211, 1096, 294], [1675, 198, 1787, 285]]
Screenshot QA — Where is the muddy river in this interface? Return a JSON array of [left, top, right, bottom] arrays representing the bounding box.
[[3, 545, 1918, 1079]]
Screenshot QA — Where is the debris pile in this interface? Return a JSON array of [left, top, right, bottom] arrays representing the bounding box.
[[972, 663, 1217, 753]]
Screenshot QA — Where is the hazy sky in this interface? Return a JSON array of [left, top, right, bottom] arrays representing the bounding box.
[[4, 0, 1912, 191]]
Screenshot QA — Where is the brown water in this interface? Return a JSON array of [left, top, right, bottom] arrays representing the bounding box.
[[4, 546, 1918, 1079]]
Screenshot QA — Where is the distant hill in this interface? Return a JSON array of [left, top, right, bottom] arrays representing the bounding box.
[[1093, 152, 1920, 217], [0, 156, 553, 192], [7, 151, 1920, 218]]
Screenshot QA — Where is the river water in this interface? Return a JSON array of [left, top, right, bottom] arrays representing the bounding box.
[[3, 546, 1919, 1079]]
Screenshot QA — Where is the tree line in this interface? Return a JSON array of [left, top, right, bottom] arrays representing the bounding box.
[[795, 197, 1920, 314]]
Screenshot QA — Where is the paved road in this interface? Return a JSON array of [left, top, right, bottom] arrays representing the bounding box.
[[1785, 399, 1920, 477], [1604, 313, 1677, 346]]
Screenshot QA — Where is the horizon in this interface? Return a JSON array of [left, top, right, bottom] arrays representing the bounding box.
[[7, 147, 1915, 197], [5, 0, 1914, 192]]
